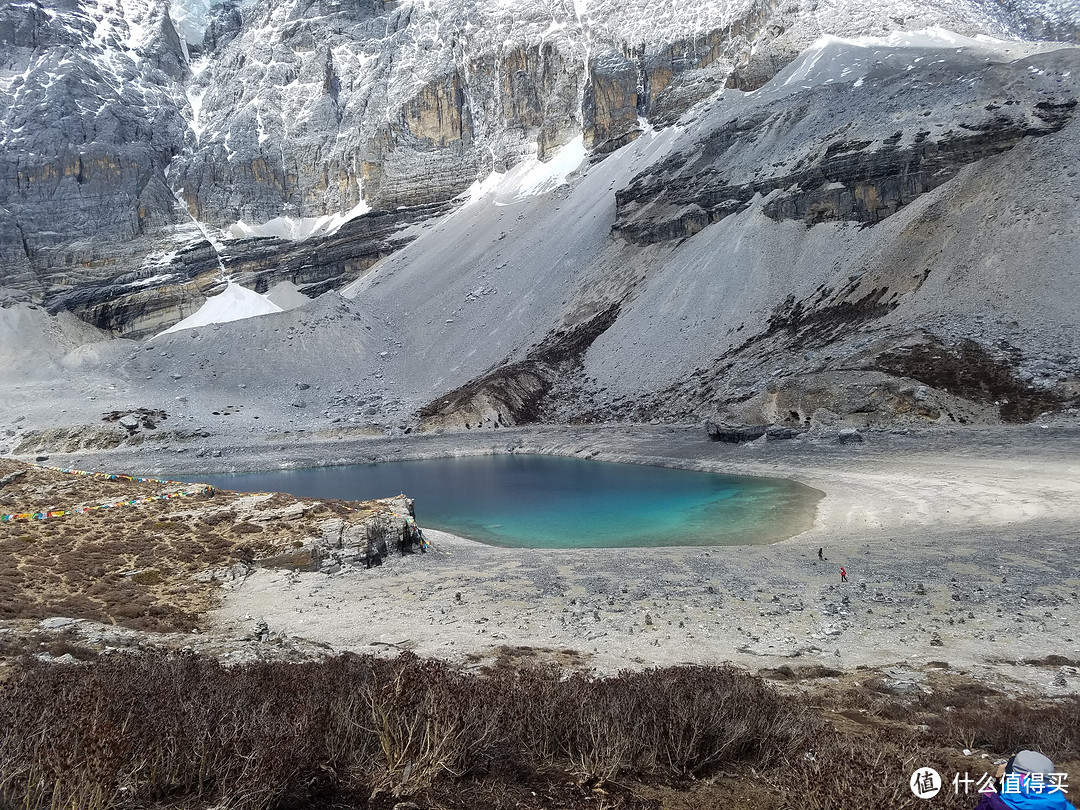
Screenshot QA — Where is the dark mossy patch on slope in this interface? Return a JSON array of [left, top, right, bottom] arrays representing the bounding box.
[[417, 304, 621, 429], [873, 338, 1075, 422]]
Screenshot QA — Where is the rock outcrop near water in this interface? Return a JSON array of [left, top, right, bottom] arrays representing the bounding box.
[[417, 304, 621, 430]]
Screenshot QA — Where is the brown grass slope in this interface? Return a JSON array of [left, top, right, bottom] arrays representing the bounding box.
[[0, 459, 393, 631]]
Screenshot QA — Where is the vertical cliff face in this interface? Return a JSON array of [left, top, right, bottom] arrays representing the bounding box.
[[0, 0, 189, 297], [163, 0, 1079, 233]]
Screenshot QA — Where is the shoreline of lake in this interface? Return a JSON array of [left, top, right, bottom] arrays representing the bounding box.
[[188, 454, 824, 549], [20, 423, 1080, 690]]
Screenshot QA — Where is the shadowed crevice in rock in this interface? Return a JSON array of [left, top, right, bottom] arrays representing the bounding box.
[[417, 304, 621, 430]]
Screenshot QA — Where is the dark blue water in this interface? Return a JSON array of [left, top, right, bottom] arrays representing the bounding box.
[[190, 455, 819, 548]]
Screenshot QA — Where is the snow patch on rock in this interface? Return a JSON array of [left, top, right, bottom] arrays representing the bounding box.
[[157, 281, 283, 336], [463, 135, 588, 206], [226, 201, 372, 241]]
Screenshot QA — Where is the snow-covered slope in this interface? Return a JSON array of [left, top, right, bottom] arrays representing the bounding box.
[[157, 280, 282, 335]]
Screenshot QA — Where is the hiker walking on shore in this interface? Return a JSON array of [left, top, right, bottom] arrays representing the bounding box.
[[840, 566, 847, 583]]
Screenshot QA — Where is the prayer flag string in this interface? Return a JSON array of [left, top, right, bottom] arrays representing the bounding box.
[[1, 465, 215, 522]]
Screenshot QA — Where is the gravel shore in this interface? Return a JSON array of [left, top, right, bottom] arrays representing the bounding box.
[[42, 422, 1077, 694]]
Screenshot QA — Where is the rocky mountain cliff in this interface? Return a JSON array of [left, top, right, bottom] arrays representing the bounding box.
[[345, 34, 1080, 433], [2, 0, 1077, 326], [1, 0, 1079, 443]]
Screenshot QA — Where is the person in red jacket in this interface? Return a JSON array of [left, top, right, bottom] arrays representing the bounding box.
[[840, 566, 848, 583]]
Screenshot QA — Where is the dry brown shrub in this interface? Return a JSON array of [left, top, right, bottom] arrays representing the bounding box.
[[8, 652, 1068, 810], [129, 570, 164, 586], [199, 510, 236, 527]]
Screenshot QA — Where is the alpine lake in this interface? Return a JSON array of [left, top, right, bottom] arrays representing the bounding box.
[[187, 454, 822, 549]]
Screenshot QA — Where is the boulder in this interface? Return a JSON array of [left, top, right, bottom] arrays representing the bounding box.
[[0, 470, 26, 487], [706, 422, 769, 443], [253, 619, 270, 642], [766, 426, 803, 441], [118, 414, 141, 431], [838, 428, 864, 444], [39, 617, 79, 630]]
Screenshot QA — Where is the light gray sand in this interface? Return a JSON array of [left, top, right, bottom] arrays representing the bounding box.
[[38, 423, 1078, 693]]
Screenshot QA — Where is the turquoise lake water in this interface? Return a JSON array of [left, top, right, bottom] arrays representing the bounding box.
[[191, 455, 820, 549]]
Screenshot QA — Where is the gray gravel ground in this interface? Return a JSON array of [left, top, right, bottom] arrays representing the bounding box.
[[27, 422, 1076, 695]]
